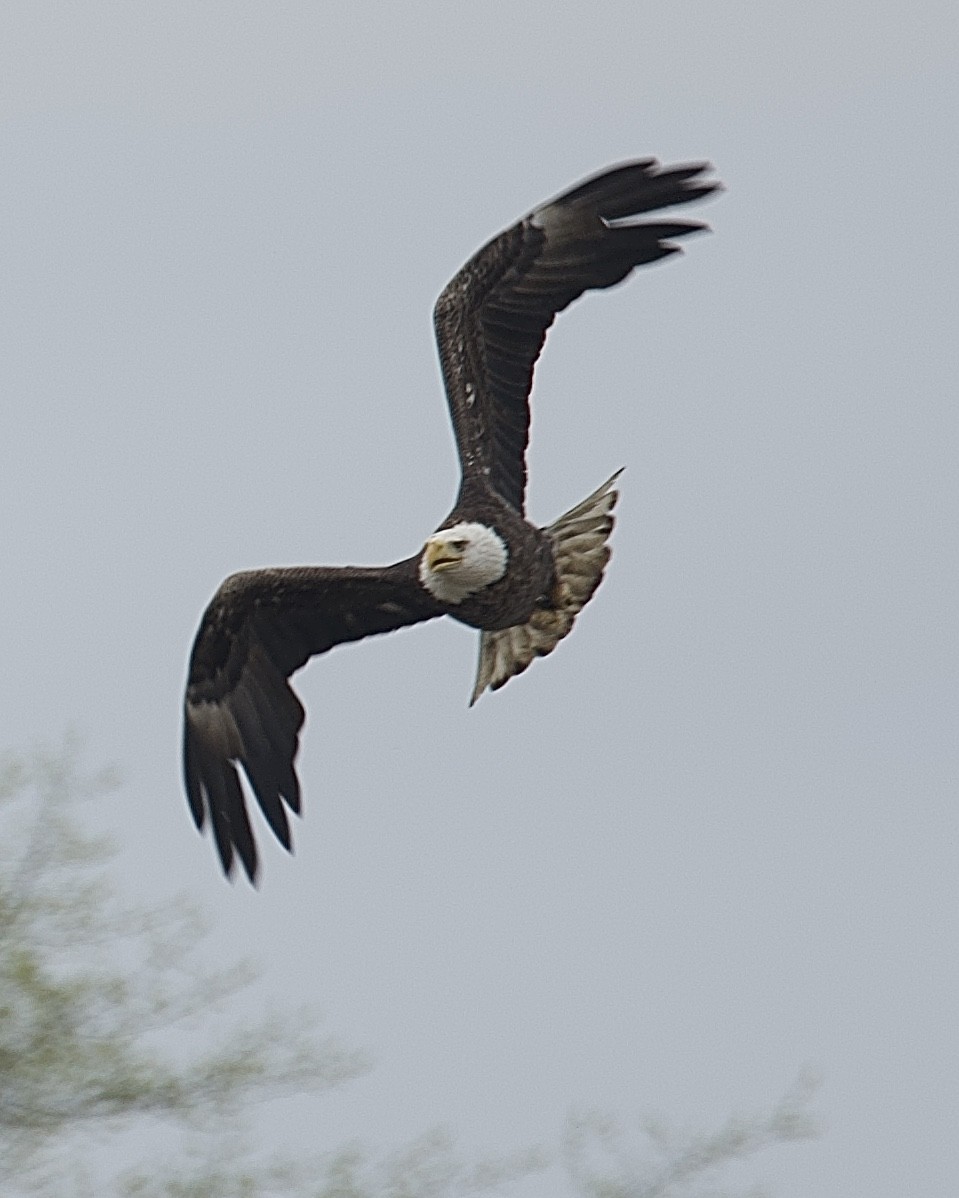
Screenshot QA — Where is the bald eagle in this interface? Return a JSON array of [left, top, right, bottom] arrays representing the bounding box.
[[184, 158, 720, 881]]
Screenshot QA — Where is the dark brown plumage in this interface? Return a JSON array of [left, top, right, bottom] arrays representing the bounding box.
[[183, 158, 720, 882], [434, 159, 717, 512]]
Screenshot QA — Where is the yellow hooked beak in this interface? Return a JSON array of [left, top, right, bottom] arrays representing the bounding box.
[[424, 539, 462, 571]]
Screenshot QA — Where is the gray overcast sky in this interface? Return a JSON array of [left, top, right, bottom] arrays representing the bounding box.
[[2, 2, 957, 1195]]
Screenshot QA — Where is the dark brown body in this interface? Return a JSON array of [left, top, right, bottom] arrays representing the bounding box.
[[435, 479, 556, 630]]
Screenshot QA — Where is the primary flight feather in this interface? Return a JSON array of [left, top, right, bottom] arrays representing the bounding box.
[[183, 158, 720, 882]]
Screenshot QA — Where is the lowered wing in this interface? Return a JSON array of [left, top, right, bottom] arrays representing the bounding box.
[[183, 560, 441, 883]]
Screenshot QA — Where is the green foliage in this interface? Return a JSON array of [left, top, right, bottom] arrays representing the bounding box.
[[0, 743, 818, 1197], [563, 1073, 820, 1198], [0, 743, 365, 1196]]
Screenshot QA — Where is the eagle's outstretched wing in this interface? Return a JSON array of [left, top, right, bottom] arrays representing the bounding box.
[[434, 159, 719, 513], [183, 560, 441, 882]]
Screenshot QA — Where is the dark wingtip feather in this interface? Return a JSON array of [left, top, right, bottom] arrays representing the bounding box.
[[209, 803, 235, 879], [548, 159, 722, 222], [204, 760, 259, 884]]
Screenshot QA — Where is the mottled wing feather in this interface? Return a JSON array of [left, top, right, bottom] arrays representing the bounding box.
[[183, 559, 442, 883], [434, 159, 719, 513]]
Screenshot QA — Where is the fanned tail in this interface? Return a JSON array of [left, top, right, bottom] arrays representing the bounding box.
[[470, 470, 622, 704]]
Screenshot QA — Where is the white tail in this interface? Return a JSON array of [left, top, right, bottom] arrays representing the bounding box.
[[470, 470, 622, 704]]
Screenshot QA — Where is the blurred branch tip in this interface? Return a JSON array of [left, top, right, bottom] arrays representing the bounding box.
[[1, 739, 820, 1197]]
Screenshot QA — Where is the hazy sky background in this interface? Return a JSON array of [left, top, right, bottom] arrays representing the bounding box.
[[2, 3, 957, 1195]]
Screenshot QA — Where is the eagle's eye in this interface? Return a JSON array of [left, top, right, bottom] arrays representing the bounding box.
[[451, 538, 468, 551]]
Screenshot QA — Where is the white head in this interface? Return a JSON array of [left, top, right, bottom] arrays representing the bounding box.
[[418, 522, 508, 604]]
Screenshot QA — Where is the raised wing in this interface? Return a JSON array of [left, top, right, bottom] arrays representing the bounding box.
[[434, 159, 720, 513], [183, 560, 441, 883]]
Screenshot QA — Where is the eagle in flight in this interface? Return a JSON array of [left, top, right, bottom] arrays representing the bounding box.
[[183, 158, 720, 881]]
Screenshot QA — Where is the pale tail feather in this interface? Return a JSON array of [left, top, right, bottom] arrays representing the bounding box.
[[469, 470, 622, 704]]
